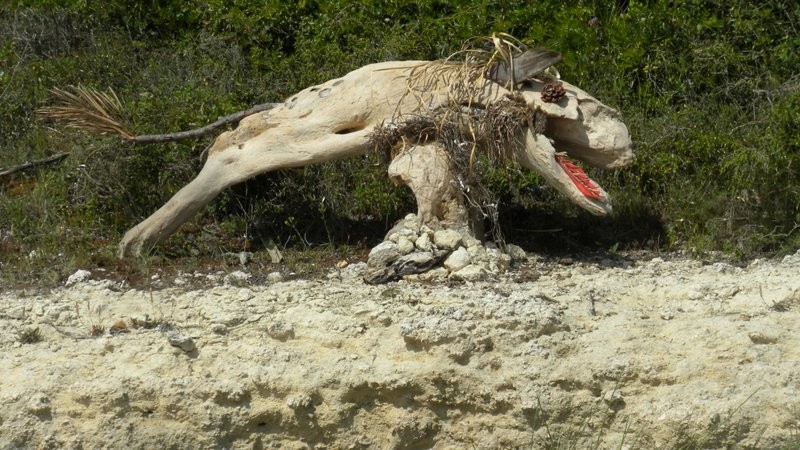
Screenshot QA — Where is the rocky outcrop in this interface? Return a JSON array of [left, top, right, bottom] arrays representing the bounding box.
[[362, 214, 527, 284], [1, 251, 799, 448]]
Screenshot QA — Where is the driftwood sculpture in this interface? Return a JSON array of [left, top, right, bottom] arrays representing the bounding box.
[[40, 41, 633, 258]]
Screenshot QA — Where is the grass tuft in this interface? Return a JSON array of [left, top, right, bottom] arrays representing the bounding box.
[[18, 326, 44, 344]]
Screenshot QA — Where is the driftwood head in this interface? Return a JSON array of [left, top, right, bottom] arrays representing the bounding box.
[[516, 83, 632, 216], [483, 48, 632, 217], [375, 45, 633, 220]]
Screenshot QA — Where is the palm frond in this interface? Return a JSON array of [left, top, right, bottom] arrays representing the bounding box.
[[36, 85, 134, 140]]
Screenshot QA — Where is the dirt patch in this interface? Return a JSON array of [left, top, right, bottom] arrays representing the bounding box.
[[2, 251, 799, 448]]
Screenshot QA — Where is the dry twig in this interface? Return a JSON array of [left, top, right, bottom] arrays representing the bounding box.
[[128, 102, 279, 144], [0, 152, 69, 179]]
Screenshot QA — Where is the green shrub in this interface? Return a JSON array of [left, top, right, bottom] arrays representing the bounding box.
[[1, 1, 798, 284]]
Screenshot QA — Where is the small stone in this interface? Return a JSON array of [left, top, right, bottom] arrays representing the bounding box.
[[368, 241, 401, 265], [384, 222, 407, 241], [415, 233, 433, 252], [462, 236, 482, 248], [341, 262, 367, 279], [602, 390, 625, 409], [266, 271, 284, 283], [210, 323, 228, 334], [286, 394, 313, 410], [165, 330, 196, 352], [419, 224, 437, 235], [687, 290, 704, 300], [7, 306, 25, 320], [383, 214, 422, 237], [224, 270, 251, 286], [396, 236, 415, 254], [782, 251, 800, 265], [719, 286, 740, 299], [26, 393, 51, 416], [267, 321, 295, 341], [65, 269, 91, 287], [394, 252, 438, 276], [237, 288, 255, 301], [109, 319, 129, 335], [363, 267, 395, 285], [444, 247, 471, 271], [433, 229, 462, 250], [485, 249, 511, 273], [326, 271, 341, 280], [131, 314, 156, 329], [205, 273, 221, 283], [505, 244, 527, 263], [450, 264, 489, 282], [417, 267, 449, 282], [214, 381, 248, 404], [467, 245, 486, 259], [403, 213, 421, 232], [386, 228, 417, 243], [748, 332, 778, 345]]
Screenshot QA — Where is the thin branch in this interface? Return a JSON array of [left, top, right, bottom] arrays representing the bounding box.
[[0, 152, 69, 178], [128, 102, 279, 144]]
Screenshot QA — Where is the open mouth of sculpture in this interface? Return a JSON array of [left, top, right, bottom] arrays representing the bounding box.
[[555, 154, 606, 202]]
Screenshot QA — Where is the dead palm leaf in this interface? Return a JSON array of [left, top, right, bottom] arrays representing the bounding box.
[[36, 85, 134, 140]]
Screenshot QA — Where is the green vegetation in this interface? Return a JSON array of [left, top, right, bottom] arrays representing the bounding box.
[[1, 1, 798, 284], [17, 326, 43, 344]]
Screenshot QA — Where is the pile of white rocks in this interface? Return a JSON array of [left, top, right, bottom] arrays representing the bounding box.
[[363, 213, 527, 284]]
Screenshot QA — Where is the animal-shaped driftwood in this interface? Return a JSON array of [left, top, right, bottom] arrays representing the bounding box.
[[41, 44, 633, 258]]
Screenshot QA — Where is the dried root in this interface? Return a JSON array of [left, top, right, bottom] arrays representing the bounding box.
[[369, 93, 547, 244]]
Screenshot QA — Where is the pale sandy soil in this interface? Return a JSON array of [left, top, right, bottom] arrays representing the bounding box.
[[1, 250, 799, 449]]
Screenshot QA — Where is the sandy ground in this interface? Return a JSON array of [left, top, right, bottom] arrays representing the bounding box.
[[1, 250, 799, 449]]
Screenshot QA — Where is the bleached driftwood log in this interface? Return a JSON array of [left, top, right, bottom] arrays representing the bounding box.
[[100, 49, 632, 257], [387, 143, 468, 227]]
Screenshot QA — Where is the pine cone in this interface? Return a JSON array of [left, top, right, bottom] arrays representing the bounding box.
[[541, 83, 566, 103]]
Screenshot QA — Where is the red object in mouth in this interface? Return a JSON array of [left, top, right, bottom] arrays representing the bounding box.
[[555, 154, 605, 200]]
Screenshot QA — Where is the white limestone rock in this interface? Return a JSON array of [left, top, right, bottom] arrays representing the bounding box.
[[444, 247, 471, 272], [65, 269, 91, 287], [433, 229, 462, 250], [449, 264, 490, 282]]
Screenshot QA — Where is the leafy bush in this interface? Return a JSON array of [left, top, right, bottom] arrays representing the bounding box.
[[1, 1, 798, 282]]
